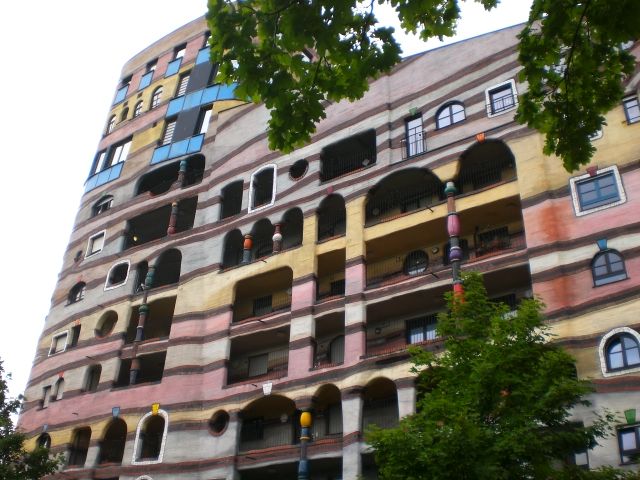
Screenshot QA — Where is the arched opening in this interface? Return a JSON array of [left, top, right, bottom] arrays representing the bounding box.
[[362, 378, 398, 430], [313, 312, 345, 367], [209, 410, 230, 436], [133, 261, 149, 293], [136, 414, 166, 462], [220, 180, 244, 219], [280, 208, 303, 250], [53, 378, 65, 401], [68, 282, 86, 305], [85, 364, 102, 392], [250, 219, 274, 260], [222, 229, 243, 268], [120, 107, 129, 122], [312, 384, 342, 440], [606, 333, 640, 372], [317, 195, 346, 241], [36, 433, 51, 449], [68, 427, 91, 467], [592, 250, 627, 286], [239, 395, 297, 451], [151, 86, 163, 109], [99, 418, 127, 464], [365, 168, 443, 225], [136, 162, 181, 196], [153, 249, 182, 288], [456, 140, 516, 194], [96, 311, 118, 337]]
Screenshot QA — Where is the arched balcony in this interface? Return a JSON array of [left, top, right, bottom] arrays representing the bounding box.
[[312, 384, 343, 440], [239, 395, 297, 452], [456, 140, 516, 194], [317, 195, 346, 242], [98, 418, 127, 464], [362, 378, 399, 431]]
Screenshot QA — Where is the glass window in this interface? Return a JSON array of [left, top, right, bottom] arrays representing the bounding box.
[[111, 140, 131, 165], [86, 232, 105, 257], [436, 102, 465, 129], [138, 71, 154, 90], [403, 250, 428, 276], [486, 81, 517, 116], [176, 73, 190, 97], [49, 332, 68, 355], [606, 334, 640, 371], [406, 315, 438, 344], [133, 101, 143, 117], [249, 165, 276, 211], [576, 171, 620, 210], [106, 115, 116, 134], [623, 97, 640, 124], [198, 106, 212, 134], [618, 425, 640, 464], [174, 45, 186, 59], [405, 116, 425, 157], [68, 282, 86, 304], [162, 119, 177, 145], [151, 86, 163, 108], [592, 250, 627, 286]]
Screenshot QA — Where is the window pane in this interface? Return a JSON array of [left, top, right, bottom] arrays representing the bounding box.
[[620, 430, 637, 450], [626, 346, 640, 366], [608, 351, 624, 370]]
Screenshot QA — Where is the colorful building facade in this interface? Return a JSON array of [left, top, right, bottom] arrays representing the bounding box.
[[18, 16, 640, 480]]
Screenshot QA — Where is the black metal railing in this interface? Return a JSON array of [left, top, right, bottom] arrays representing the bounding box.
[[234, 291, 292, 322], [457, 161, 516, 193], [239, 415, 295, 452], [488, 92, 516, 115], [365, 186, 442, 225], [228, 349, 289, 384], [362, 397, 399, 430], [400, 132, 427, 159], [320, 148, 377, 182], [316, 278, 345, 301]]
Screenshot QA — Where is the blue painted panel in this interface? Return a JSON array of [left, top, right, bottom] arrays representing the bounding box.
[[183, 90, 204, 110], [167, 97, 185, 116], [165, 58, 182, 77], [196, 47, 210, 65], [84, 176, 98, 193], [187, 134, 204, 153], [217, 83, 237, 100], [202, 85, 219, 104], [109, 162, 124, 181], [84, 163, 125, 192], [169, 139, 189, 158], [138, 71, 153, 90], [113, 86, 128, 104], [151, 145, 171, 165]]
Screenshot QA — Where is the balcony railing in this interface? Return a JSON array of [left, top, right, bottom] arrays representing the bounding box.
[[228, 349, 289, 385], [320, 148, 376, 182], [362, 397, 399, 430], [366, 231, 525, 288], [365, 187, 441, 226], [239, 416, 295, 452], [234, 291, 292, 322], [400, 132, 427, 159], [458, 161, 516, 193], [317, 214, 346, 242], [316, 278, 345, 301]]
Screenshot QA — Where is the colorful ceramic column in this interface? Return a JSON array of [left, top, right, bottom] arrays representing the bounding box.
[[445, 181, 464, 297]]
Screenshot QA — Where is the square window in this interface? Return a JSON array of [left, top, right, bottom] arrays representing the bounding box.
[[86, 231, 106, 257], [569, 166, 626, 216], [623, 96, 640, 124], [618, 425, 640, 464], [49, 332, 68, 355], [486, 80, 517, 117]]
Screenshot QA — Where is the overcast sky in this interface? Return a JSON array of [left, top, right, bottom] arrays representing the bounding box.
[[0, 0, 532, 402]]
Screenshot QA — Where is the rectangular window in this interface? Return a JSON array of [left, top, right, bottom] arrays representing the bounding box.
[[49, 332, 68, 355], [248, 353, 268, 377], [576, 171, 620, 210], [93, 150, 108, 175], [176, 73, 190, 97], [41, 386, 51, 408], [138, 71, 154, 90], [162, 119, 177, 145], [110, 139, 131, 165], [406, 314, 438, 344], [69, 325, 81, 348], [623, 96, 640, 124], [86, 231, 105, 257], [174, 44, 186, 59], [113, 76, 132, 104], [197, 106, 213, 134], [618, 425, 640, 464], [405, 116, 425, 157], [486, 80, 517, 116]]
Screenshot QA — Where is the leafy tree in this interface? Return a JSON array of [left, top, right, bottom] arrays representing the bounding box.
[[366, 273, 638, 480], [207, 0, 639, 171], [0, 359, 60, 479]]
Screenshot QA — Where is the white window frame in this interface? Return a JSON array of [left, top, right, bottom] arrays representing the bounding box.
[[569, 165, 626, 216], [598, 327, 640, 377], [85, 230, 106, 258], [104, 260, 131, 291], [485, 79, 518, 118], [248, 164, 277, 213], [131, 409, 169, 465], [49, 331, 69, 356]]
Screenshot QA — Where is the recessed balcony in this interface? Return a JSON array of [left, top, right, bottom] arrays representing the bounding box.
[[228, 327, 290, 385]]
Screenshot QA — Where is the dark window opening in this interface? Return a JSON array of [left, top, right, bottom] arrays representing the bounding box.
[[37, 433, 51, 449], [220, 180, 244, 219], [125, 296, 176, 343], [317, 195, 346, 241], [222, 229, 243, 268], [153, 249, 182, 288], [99, 419, 127, 464], [93, 196, 113, 217], [403, 250, 428, 276], [280, 208, 303, 250], [184, 155, 205, 187], [69, 325, 81, 348], [136, 162, 181, 196], [107, 263, 129, 287], [209, 411, 230, 435], [233, 268, 293, 322], [606, 333, 640, 372], [133, 261, 149, 293], [476, 226, 510, 256], [253, 295, 273, 317], [320, 129, 376, 182], [406, 314, 438, 344], [68, 282, 86, 305], [250, 219, 274, 261], [138, 415, 165, 461], [115, 352, 167, 387], [289, 159, 308, 180], [85, 365, 102, 392], [251, 167, 275, 209], [592, 250, 627, 286], [457, 141, 516, 193], [68, 427, 91, 467], [96, 311, 117, 337]]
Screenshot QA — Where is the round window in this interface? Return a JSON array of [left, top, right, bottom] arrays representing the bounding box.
[[289, 159, 308, 180], [95, 311, 118, 338], [209, 410, 230, 436]]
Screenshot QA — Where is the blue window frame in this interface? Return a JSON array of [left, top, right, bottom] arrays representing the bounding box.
[[165, 58, 182, 77], [138, 71, 154, 90], [592, 250, 627, 287], [196, 47, 210, 65], [576, 171, 620, 210], [113, 85, 128, 104]]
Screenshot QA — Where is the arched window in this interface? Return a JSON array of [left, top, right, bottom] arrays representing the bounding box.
[[606, 334, 640, 371], [280, 208, 303, 250], [106, 115, 116, 134], [36, 433, 51, 449], [153, 249, 182, 287], [120, 107, 129, 122], [592, 250, 627, 286], [222, 230, 243, 268], [92, 195, 113, 217], [85, 365, 102, 392], [99, 418, 127, 464], [317, 195, 346, 241], [403, 250, 428, 276], [220, 180, 244, 219], [68, 282, 86, 305], [151, 86, 163, 109], [133, 410, 168, 464], [133, 100, 144, 117], [68, 427, 91, 467], [53, 378, 65, 401], [436, 101, 465, 129], [249, 165, 277, 211]]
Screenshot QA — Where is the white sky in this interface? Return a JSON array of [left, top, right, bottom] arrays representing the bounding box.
[[0, 0, 532, 403]]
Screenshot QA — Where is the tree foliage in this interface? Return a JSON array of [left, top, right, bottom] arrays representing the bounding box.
[[207, 0, 639, 171], [366, 273, 637, 480], [0, 359, 60, 480]]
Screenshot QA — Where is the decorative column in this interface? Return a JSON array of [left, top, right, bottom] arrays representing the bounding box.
[[272, 223, 283, 253], [129, 356, 140, 385], [242, 234, 253, 264], [167, 201, 179, 235], [298, 409, 312, 480], [445, 181, 464, 297], [177, 159, 188, 187], [131, 265, 155, 382]]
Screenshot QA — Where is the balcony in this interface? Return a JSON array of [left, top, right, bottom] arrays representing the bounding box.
[[320, 129, 376, 182], [124, 296, 176, 344], [456, 139, 516, 195], [316, 250, 346, 302], [233, 268, 293, 323], [317, 195, 346, 242], [313, 313, 345, 369], [362, 378, 399, 430], [228, 346, 289, 384], [366, 313, 440, 357], [239, 396, 297, 452]]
